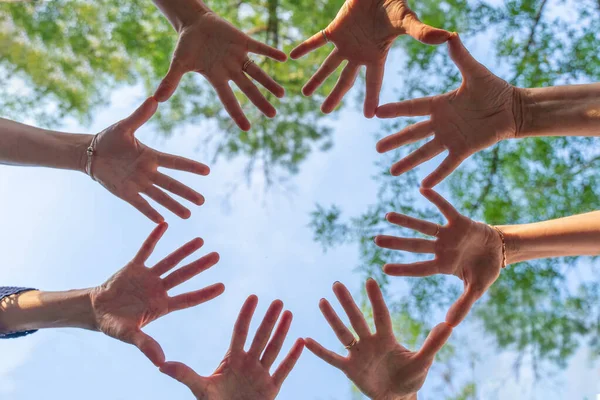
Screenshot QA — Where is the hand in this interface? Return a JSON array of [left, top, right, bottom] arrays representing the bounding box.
[[92, 97, 210, 223], [160, 295, 304, 399], [290, 0, 451, 117], [305, 279, 452, 400], [90, 223, 224, 366], [376, 34, 520, 188], [154, 11, 287, 131], [374, 188, 503, 326]]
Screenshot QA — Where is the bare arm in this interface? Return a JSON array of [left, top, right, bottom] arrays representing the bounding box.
[[0, 118, 90, 171], [518, 83, 600, 138], [0, 289, 96, 334], [500, 211, 600, 265]]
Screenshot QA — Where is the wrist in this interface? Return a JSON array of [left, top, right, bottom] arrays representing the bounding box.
[[512, 87, 531, 139], [374, 393, 417, 400], [497, 225, 521, 265], [159, 0, 211, 33]]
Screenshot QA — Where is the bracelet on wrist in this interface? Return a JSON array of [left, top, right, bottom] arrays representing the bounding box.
[[489, 225, 507, 269]]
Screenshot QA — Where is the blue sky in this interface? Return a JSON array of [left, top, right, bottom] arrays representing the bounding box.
[[1, 43, 599, 399]]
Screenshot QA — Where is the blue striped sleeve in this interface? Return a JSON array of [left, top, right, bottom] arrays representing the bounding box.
[[0, 287, 38, 339]]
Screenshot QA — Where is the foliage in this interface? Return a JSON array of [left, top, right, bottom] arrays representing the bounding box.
[[310, 0, 600, 383]]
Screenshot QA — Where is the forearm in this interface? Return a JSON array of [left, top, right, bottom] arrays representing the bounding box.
[[0, 289, 97, 334], [499, 211, 600, 265], [0, 118, 90, 172], [517, 83, 600, 138], [151, 0, 210, 33]]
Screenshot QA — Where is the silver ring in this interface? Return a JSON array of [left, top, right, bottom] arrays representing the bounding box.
[[321, 29, 329, 43], [242, 58, 254, 72], [434, 224, 441, 237]]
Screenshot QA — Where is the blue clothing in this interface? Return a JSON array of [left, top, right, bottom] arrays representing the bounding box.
[[0, 287, 38, 339]]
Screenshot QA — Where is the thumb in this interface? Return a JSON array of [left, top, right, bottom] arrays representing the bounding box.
[[127, 330, 166, 367], [121, 97, 158, 133], [160, 362, 205, 392], [416, 322, 453, 361], [404, 13, 452, 45], [154, 61, 186, 102], [447, 33, 488, 79]]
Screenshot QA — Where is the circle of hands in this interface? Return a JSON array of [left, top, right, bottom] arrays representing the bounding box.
[[84, 0, 517, 398]]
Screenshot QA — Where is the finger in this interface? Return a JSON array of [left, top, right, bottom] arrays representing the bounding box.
[[419, 188, 460, 222], [128, 194, 164, 224], [445, 287, 482, 327], [158, 152, 210, 176], [290, 30, 328, 59], [302, 50, 343, 96], [168, 282, 225, 313], [318, 298, 355, 346], [383, 261, 440, 277], [163, 252, 220, 290], [416, 322, 453, 362], [144, 186, 191, 220], [364, 64, 385, 118], [154, 61, 186, 102], [154, 172, 205, 206], [376, 120, 434, 153], [230, 295, 259, 352], [304, 337, 346, 369], [248, 38, 287, 62], [272, 338, 305, 388], [321, 62, 360, 114], [151, 237, 204, 276], [160, 362, 204, 391], [234, 73, 277, 118], [261, 310, 293, 369], [386, 212, 440, 236], [332, 282, 372, 339], [127, 330, 166, 367], [133, 222, 168, 264], [365, 278, 393, 335], [375, 97, 434, 118], [403, 13, 452, 45], [245, 62, 285, 98], [448, 33, 488, 79], [390, 140, 443, 176], [374, 235, 436, 254], [121, 97, 158, 132], [248, 300, 284, 358], [421, 154, 463, 189], [213, 82, 251, 131]]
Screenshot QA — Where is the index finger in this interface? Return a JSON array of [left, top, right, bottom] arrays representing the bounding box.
[[133, 222, 168, 264], [230, 295, 259, 352], [416, 322, 453, 361], [248, 38, 287, 62], [290, 30, 328, 59]]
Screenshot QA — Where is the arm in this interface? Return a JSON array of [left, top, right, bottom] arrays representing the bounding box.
[[0, 289, 96, 334], [0, 118, 89, 171], [0, 224, 225, 367], [518, 83, 600, 138], [500, 211, 600, 264]]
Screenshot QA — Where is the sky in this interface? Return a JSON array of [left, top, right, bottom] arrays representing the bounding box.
[[1, 41, 599, 400]]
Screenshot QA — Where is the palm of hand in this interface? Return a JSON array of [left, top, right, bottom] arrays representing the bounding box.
[[344, 336, 429, 399], [92, 261, 168, 341], [306, 280, 451, 400], [375, 188, 503, 326], [175, 14, 248, 80], [94, 124, 156, 201], [193, 355, 279, 400], [327, 0, 408, 63], [432, 73, 517, 158]]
